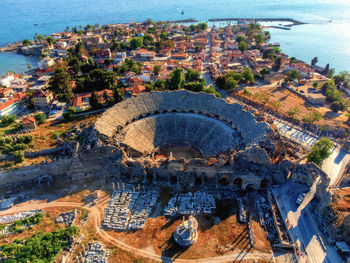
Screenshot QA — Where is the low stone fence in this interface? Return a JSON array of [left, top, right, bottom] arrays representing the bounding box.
[[24, 146, 65, 158]]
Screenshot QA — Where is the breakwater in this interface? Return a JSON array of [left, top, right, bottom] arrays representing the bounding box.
[[208, 18, 304, 25]]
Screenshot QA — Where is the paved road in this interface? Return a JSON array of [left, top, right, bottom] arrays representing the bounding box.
[[322, 147, 350, 188], [271, 183, 342, 263]]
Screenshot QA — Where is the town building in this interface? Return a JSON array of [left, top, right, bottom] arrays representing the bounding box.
[[33, 91, 54, 109], [22, 116, 37, 129], [0, 98, 19, 117]]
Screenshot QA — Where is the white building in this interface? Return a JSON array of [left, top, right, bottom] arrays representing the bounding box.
[[38, 57, 55, 69]]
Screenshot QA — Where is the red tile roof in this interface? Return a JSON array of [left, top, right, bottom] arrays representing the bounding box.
[[0, 98, 18, 111], [22, 116, 36, 124], [125, 85, 146, 95]]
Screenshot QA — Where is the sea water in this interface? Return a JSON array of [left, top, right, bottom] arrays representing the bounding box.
[[0, 0, 349, 74]]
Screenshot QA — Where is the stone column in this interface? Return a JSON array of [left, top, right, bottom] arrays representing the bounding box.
[[215, 175, 220, 189], [82, 244, 86, 256]]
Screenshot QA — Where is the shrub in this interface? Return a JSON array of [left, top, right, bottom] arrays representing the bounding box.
[[35, 113, 46, 125], [0, 115, 16, 125], [12, 143, 27, 151], [13, 150, 25, 163], [63, 111, 74, 121]]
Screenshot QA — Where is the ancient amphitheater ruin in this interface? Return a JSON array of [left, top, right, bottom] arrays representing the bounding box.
[[0, 90, 322, 193], [95, 90, 271, 157]]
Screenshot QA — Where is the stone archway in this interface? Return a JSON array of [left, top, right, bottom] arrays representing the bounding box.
[[245, 184, 256, 192], [170, 175, 177, 185], [195, 175, 202, 186], [260, 179, 270, 189], [233, 178, 243, 188], [219, 176, 230, 186]]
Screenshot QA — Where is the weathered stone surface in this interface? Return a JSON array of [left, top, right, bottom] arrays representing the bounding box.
[[94, 91, 271, 147], [235, 145, 271, 166]]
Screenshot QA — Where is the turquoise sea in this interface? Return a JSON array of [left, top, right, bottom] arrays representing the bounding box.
[[0, 0, 350, 75]]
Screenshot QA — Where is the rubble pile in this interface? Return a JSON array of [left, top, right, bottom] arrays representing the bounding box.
[[163, 191, 216, 216], [55, 209, 77, 226], [77, 242, 109, 263], [237, 198, 247, 223], [102, 184, 159, 231], [255, 196, 279, 244], [0, 209, 42, 224]]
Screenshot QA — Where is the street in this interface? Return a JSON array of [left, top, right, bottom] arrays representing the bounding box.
[[271, 182, 342, 263], [322, 147, 350, 188]]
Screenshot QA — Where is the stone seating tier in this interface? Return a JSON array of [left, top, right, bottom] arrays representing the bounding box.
[[95, 91, 271, 149]]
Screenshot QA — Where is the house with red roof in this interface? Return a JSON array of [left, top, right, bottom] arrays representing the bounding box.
[[22, 116, 36, 130], [0, 98, 19, 117], [127, 77, 144, 87], [135, 49, 156, 60], [73, 89, 113, 111], [0, 88, 12, 98], [125, 85, 146, 96]]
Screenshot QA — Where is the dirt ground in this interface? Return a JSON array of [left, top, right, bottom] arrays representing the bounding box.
[[0, 115, 98, 169], [251, 220, 271, 252], [240, 85, 349, 128], [0, 206, 76, 245], [333, 188, 350, 212], [107, 214, 248, 260]]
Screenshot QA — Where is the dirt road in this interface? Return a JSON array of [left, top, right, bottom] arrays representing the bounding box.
[[0, 201, 274, 263]]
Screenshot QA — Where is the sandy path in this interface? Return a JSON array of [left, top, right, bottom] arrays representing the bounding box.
[[0, 201, 274, 263]]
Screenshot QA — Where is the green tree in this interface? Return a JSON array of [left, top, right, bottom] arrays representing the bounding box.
[[235, 36, 245, 43], [307, 137, 333, 166], [169, 68, 185, 90], [238, 41, 248, 53], [143, 35, 154, 46], [183, 82, 205, 92], [79, 69, 117, 92], [113, 87, 124, 103], [160, 32, 168, 41], [260, 68, 270, 76], [185, 68, 200, 82], [74, 41, 86, 56], [225, 71, 242, 82], [0, 115, 16, 125], [48, 68, 72, 96], [89, 92, 101, 109], [224, 77, 238, 90], [34, 113, 46, 125], [63, 111, 74, 121], [254, 34, 264, 45], [13, 150, 24, 163], [287, 70, 301, 81], [22, 39, 31, 46], [153, 65, 161, 75], [46, 36, 54, 47], [330, 101, 345, 113], [241, 67, 255, 83], [130, 37, 143, 50]]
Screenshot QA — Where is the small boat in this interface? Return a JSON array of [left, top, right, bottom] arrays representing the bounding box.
[[33, 23, 38, 26], [181, 11, 184, 15]]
